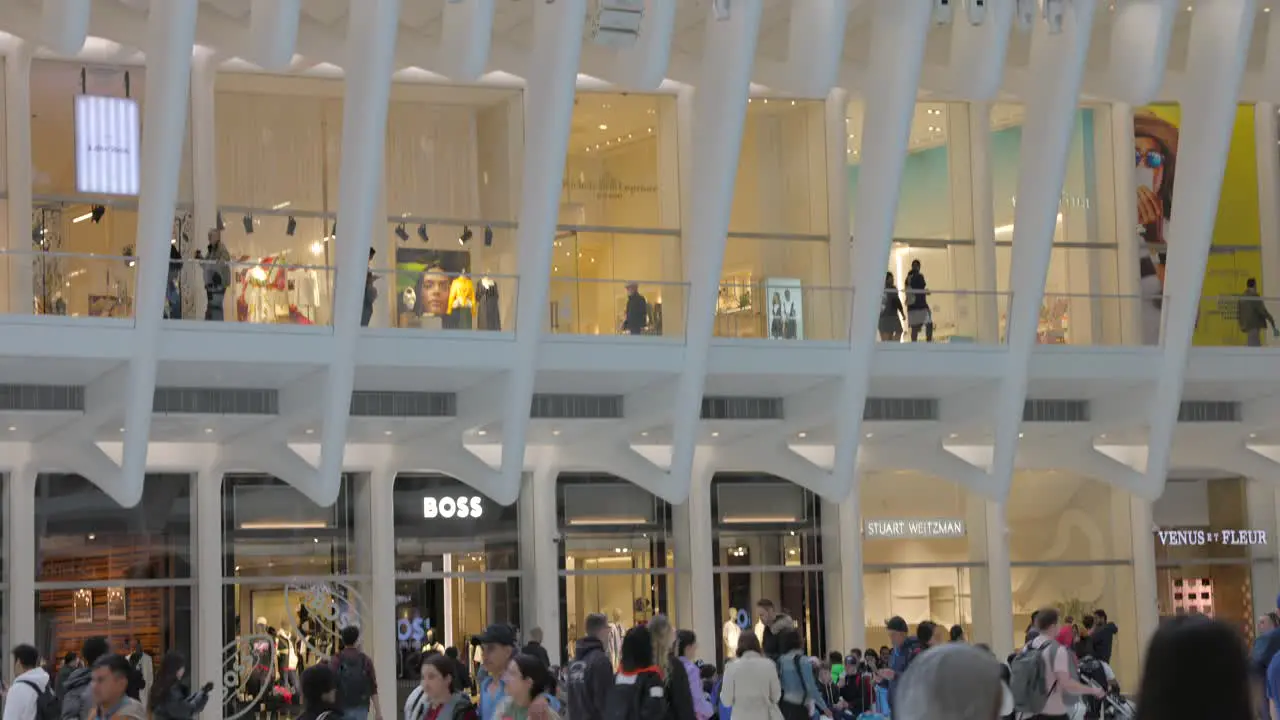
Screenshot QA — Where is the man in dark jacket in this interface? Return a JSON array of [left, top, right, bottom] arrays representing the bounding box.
[[622, 283, 648, 335], [567, 613, 615, 720], [60, 636, 109, 720], [521, 627, 552, 668], [755, 599, 793, 660], [1090, 609, 1119, 664]]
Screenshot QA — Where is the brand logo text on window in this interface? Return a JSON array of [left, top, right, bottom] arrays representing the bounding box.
[[423, 496, 484, 519], [864, 518, 966, 539]]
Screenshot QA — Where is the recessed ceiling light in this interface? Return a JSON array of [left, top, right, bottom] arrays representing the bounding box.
[[384, 430, 393, 436], [641, 431, 649, 437], [305, 428, 314, 435], [87, 533, 96, 540], [204, 427, 213, 434], [119, 427, 125, 433], [865, 433, 873, 438], [711, 432, 720, 438], [598, 123, 608, 130], [478, 430, 487, 436], [948, 433, 958, 439], [6, 426, 14, 432], [313, 537, 319, 543], [1250, 433, 1258, 439], [797, 432, 807, 438], [552, 429, 561, 436], [1099, 433, 1107, 440], [1018, 432, 1025, 438]]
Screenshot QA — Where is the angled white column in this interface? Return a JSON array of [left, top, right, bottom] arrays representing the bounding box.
[[5, 459, 36, 650], [1255, 104, 1280, 292], [982, 500, 1014, 656], [526, 450, 562, 664], [248, 0, 301, 71], [829, 0, 932, 497], [1111, 103, 1145, 344], [367, 468, 397, 720], [592, 0, 676, 90], [671, 449, 717, 663], [829, 479, 865, 651], [1104, 0, 1178, 103], [313, 0, 402, 506], [754, 0, 850, 97], [1129, 497, 1158, 670], [665, 2, 764, 503], [968, 103, 1000, 342], [989, 0, 1098, 500], [193, 466, 223, 709], [826, 88, 852, 326], [1144, 0, 1256, 496], [40, 0, 90, 57], [497, 0, 587, 506], [4, 43, 32, 316], [117, 0, 200, 508], [434, 0, 495, 81]]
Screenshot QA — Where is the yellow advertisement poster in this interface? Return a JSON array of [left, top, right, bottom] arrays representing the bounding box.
[[1134, 105, 1262, 346]]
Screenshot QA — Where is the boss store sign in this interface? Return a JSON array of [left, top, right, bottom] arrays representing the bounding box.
[[423, 495, 485, 519]]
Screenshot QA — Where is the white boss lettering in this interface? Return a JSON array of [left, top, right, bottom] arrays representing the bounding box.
[[439, 497, 457, 518], [423, 497, 438, 519], [422, 495, 484, 519], [471, 496, 483, 518]]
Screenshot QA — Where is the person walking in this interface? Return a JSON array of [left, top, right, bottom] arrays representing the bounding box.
[[521, 629, 552, 670], [147, 652, 212, 720], [891, 644, 1004, 720], [566, 613, 613, 720], [403, 654, 476, 720], [1239, 277, 1276, 347], [1141, 615, 1253, 720], [297, 665, 343, 720], [5, 644, 51, 720], [86, 656, 146, 720], [718, 634, 780, 720], [329, 626, 382, 720], [60, 636, 109, 720]]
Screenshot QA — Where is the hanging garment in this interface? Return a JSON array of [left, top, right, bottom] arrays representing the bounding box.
[[448, 274, 476, 312], [477, 277, 501, 330]]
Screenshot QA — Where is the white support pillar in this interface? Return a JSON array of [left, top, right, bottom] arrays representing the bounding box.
[[1129, 497, 1158, 670], [1144, 0, 1256, 497], [526, 451, 562, 664], [672, 449, 717, 664], [989, 0, 1098, 499], [5, 43, 32, 316], [434, 0, 495, 82], [497, 0, 588, 506], [1111, 103, 1145, 343], [313, 0, 401, 506], [830, 0, 931, 493], [829, 480, 865, 651], [666, 2, 764, 502], [1256, 103, 1280, 293], [982, 500, 1014, 657], [193, 466, 223, 711], [826, 88, 853, 317], [248, 0, 301, 71], [117, 0, 200, 508], [40, 0, 90, 57], [367, 468, 397, 720], [969, 102, 1000, 342], [5, 460, 36, 650]]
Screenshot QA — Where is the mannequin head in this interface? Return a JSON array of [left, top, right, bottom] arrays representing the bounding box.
[[612, 608, 622, 623], [420, 265, 450, 316]]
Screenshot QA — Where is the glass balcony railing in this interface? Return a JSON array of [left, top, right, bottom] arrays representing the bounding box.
[[0, 250, 137, 319], [1196, 294, 1280, 347], [875, 289, 1014, 344], [1033, 292, 1167, 347], [382, 267, 518, 332], [168, 258, 336, 326], [547, 277, 689, 339], [714, 283, 854, 342]]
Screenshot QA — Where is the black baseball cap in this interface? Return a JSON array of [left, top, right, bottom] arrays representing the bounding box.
[[885, 616, 909, 633], [475, 624, 517, 646]]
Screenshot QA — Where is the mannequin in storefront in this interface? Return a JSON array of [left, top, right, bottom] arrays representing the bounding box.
[[476, 274, 500, 330], [422, 628, 445, 656], [754, 619, 765, 645], [608, 609, 625, 669], [276, 624, 300, 689], [448, 271, 476, 330], [722, 608, 741, 659]]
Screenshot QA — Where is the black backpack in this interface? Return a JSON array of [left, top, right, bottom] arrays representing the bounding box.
[[604, 673, 665, 720], [19, 680, 60, 720], [336, 654, 373, 707]]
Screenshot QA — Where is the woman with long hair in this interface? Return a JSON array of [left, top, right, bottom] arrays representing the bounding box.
[[149, 652, 212, 720], [1135, 615, 1253, 720], [496, 655, 561, 720], [720, 633, 781, 720], [667, 630, 706, 720], [648, 615, 675, 679]]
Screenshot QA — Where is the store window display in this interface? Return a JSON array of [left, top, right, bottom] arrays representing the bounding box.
[[221, 474, 367, 720], [556, 475, 675, 668], [34, 474, 193, 673], [861, 472, 988, 649], [389, 226, 511, 332], [1008, 471, 1138, 686], [711, 475, 825, 665], [392, 474, 520, 707]]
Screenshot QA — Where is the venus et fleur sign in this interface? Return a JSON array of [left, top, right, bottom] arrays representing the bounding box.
[[1156, 528, 1268, 546]]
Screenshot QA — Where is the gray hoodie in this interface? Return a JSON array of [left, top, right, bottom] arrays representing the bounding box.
[[88, 697, 146, 720]]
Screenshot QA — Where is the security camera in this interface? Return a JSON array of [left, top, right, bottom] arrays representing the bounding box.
[[1015, 0, 1036, 30], [1044, 0, 1066, 34], [967, 0, 987, 25], [932, 0, 954, 25]]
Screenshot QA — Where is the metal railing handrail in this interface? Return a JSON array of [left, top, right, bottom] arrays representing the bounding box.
[[551, 276, 690, 287], [0, 249, 137, 261], [371, 266, 519, 280], [184, 257, 336, 274], [1041, 291, 1167, 300], [717, 282, 855, 292]]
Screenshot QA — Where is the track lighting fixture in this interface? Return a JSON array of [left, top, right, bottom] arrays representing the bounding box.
[[458, 225, 473, 247], [417, 224, 429, 243], [91, 205, 106, 224], [286, 216, 297, 236], [242, 214, 255, 234], [395, 223, 409, 242], [31, 226, 45, 246], [484, 226, 493, 247], [216, 211, 226, 231]]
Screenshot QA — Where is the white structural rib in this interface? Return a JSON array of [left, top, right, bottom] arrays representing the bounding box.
[[433, 0, 495, 81], [311, 0, 403, 507], [828, 0, 932, 501], [1100, 0, 1177, 103], [987, 0, 1098, 501], [589, 0, 675, 90], [1261, 11, 1280, 98], [662, 1, 764, 505], [495, 0, 587, 506], [754, 0, 851, 97], [1143, 0, 1256, 498], [115, 0, 200, 508], [247, 0, 301, 71], [4, 42, 32, 316], [40, 0, 90, 56], [935, 0, 1013, 98]]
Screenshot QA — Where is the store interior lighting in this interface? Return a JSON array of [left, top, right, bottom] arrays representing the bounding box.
[[242, 213, 255, 234], [417, 224, 429, 243], [286, 216, 297, 236], [71, 210, 93, 224], [91, 205, 106, 223], [238, 520, 329, 530], [458, 225, 473, 247], [720, 515, 800, 524], [567, 516, 649, 526], [395, 223, 409, 242]]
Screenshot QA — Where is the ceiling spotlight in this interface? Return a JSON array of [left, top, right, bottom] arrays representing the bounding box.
[[286, 216, 297, 236], [216, 211, 226, 231], [484, 226, 493, 247], [395, 223, 409, 242], [91, 205, 106, 223], [242, 214, 255, 234], [417, 224, 429, 243], [458, 225, 473, 246]]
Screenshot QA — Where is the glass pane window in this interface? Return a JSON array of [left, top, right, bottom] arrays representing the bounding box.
[[393, 474, 520, 576]]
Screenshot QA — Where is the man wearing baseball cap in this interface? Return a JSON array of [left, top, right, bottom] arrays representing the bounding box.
[[474, 625, 554, 720], [874, 616, 921, 717]]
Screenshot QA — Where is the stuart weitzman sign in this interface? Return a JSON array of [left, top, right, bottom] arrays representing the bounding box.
[[864, 518, 966, 539]]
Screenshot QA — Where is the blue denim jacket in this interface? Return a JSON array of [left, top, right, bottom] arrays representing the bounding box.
[[776, 652, 828, 712]]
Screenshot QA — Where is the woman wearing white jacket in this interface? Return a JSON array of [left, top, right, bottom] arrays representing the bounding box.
[[720, 633, 782, 720]]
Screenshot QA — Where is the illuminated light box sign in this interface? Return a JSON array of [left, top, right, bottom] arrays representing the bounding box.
[[75, 94, 140, 196], [423, 495, 484, 519], [1156, 528, 1268, 546], [865, 518, 966, 539]]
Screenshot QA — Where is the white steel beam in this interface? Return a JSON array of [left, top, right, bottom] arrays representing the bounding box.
[[116, 0, 200, 508], [40, 0, 90, 56], [1144, 0, 1256, 498], [1103, 0, 1178, 104], [663, 1, 764, 505], [1261, 11, 1280, 99], [4, 42, 32, 316], [988, 0, 1098, 500], [754, 0, 851, 97], [591, 0, 676, 90], [433, 0, 495, 81], [247, 0, 301, 71], [829, 0, 932, 502], [495, 0, 587, 507], [935, 0, 1013, 99], [311, 0, 402, 507]]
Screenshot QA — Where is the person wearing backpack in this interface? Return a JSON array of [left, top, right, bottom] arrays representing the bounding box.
[[602, 626, 666, 720], [329, 626, 383, 720], [60, 637, 109, 720], [566, 614, 615, 720], [1008, 608, 1102, 719], [5, 644, 54, 720], [774, 631, 828, 720], [873, 617, 920, 717]]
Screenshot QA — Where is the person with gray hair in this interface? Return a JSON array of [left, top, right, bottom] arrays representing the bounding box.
[[891, 644, 1004, 720]]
